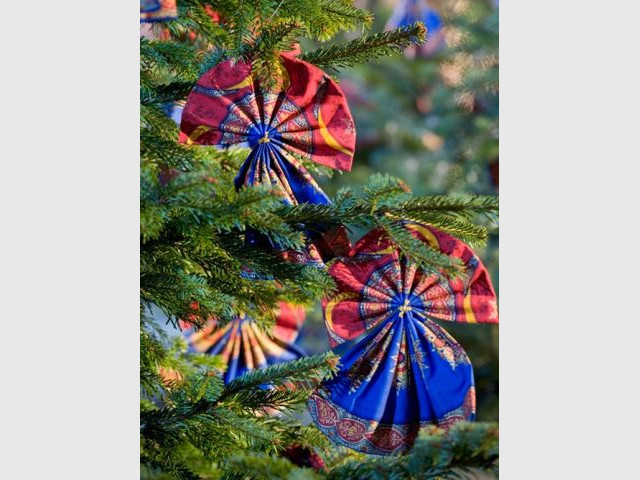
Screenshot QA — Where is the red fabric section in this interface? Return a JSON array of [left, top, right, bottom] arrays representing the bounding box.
[[323, 223, 498, 347], [179, 301, 305, 344], [178, 54, 355, 172], [272, 302, 306, 343]]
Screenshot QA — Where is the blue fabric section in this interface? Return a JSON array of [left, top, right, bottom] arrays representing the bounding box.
[[185, 318, 306, 384], [394, 0, 443, 33], [324, 307, 473, 425], [235, 121, 331, 256], [140, 0, 161, 13], [236, 124, 330, 206], [140, 16, 178, 23]]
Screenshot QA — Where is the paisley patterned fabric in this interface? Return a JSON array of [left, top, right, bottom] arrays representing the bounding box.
[[140, 0, 177, 22], [180, 302, 306, 384], [308, 223, 498, 455], [179, 53, 355, 172], [179, 53, 355, 269]]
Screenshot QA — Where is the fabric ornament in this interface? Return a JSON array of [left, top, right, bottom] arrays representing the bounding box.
[[140, 0, 178, 23], [308, 223, 498, 455], [386, 0, 445, 56], [178, 52, 356, 270], [180, 302, 306, 384]]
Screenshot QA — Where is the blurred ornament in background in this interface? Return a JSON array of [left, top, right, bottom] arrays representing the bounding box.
[[180, 302, 306, 384], [140, 0, 178, 23], [340, 78, 374, 110], [385, 0, 445, 57], [421, 131, 444, 151], [140, 23, 171, 40], [140, 0, 161, 14], [415, 93, 433, 114], [488, 159, 499, 189], [308, 223, 498, 455], [204, 4, 220, 24]]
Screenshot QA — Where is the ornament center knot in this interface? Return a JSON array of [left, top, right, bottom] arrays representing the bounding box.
[[397, 298, 413, 318], [258, 132, 270, 144]]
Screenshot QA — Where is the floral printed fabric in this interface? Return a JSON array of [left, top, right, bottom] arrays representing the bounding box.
[[179, 52, 356, 269], [308, 223, 498, 455]]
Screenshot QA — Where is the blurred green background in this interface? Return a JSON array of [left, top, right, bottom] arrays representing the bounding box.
[[297, 0, 499, 421]]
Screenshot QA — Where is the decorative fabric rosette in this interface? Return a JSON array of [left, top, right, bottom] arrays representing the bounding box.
[[140, 0, 178, 23], [180, 302, 306, 384], [308, 223, 498, 455], [386, 0, 445, 56], [178, 53, 356, 268]]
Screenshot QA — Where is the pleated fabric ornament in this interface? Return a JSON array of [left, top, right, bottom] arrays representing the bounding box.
[[386, 0, 445, 56], [308, 223, 498, 455], [178, 52, 356, 269], [140, 0, 178, 23], [180, 302, 306, 384]]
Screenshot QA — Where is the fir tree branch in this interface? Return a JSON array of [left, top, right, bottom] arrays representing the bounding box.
[[140, 38, 202, 82], [327, 423, 499, 480], [400, 195, 499, 220], [377, 217, 466, 278], [226, 452, 321, 480], [300, 23, 427, 70], [141, 81, 196, 105], [221, 388, 310, 414], [308, 0, 373, 41], [221, 353, 339, 396]]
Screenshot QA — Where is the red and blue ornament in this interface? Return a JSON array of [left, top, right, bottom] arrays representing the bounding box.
[[308, 223, 498, 455], [179, 52, 356, 268], [180, 302, 306, 384]]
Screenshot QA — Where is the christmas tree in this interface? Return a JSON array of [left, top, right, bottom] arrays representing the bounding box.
[[140, 0, 499, 478]]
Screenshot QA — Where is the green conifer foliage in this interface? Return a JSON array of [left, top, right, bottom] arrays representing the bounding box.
[[140, 1, 499, 478]]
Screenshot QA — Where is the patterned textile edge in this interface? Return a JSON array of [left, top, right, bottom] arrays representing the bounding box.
[[308, 386, 476, 455]]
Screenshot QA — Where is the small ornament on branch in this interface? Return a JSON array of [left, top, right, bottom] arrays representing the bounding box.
[[386, 0, 445, 57]]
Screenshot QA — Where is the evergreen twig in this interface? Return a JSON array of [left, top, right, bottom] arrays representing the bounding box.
[[301, 23, 427, 70]]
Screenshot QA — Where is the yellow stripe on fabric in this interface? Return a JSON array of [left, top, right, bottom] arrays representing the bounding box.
[[192, 321, 231, 353], [185, 125, 212, 145], [366, 246, 395, 255], [318, 109, 352, 156], [240, 322, 255, 370], [405, 223, 440, 249], [225, 75, 253, 90], [463, 291, 477, 324]]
